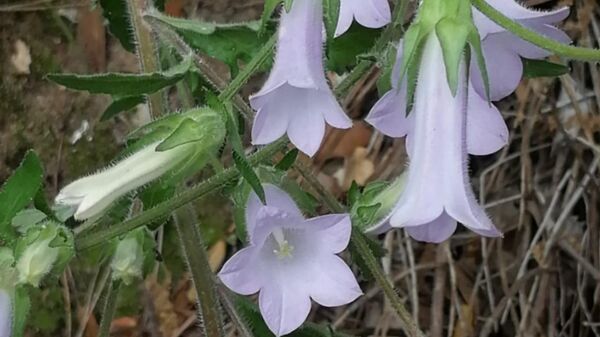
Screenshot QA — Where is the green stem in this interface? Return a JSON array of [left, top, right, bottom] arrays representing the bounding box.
[[173, 205, 224, 337], [98, 281, 121, 337], [127, 0, 166, 117], [471, 0, 600, 62], [75, 140, 288, 250], [294, 164, 424, 337]]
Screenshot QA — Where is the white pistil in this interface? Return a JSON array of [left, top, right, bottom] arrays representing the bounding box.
[[271, 228, 294, 259]]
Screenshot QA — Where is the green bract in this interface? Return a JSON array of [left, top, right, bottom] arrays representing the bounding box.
[[399, 0, 489, 100]]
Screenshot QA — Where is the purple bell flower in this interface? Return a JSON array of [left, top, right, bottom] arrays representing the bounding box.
[[365, 0, 570, 242], [335, 0, 392, 37], [0, 289, 10, 337], [250, 0, 352, 157], [219, 184, 362, 336]]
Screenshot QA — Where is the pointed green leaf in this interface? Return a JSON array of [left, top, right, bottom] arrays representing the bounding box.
[[327, 25, 381, 73], [467, 27, 491, 101], [323, 0, 341, 40], [261, 0, 283, 33], [145, 12, 271, 75], [98, 0, 135, 53], [0, 151, 44, 240], [274, 149, 299, 171], [436, 18, 469, 95], [233, 151, 266, 205], [523, 58, 569, 78], [47, 57, 192, 96], [101, 95, 146, 121]]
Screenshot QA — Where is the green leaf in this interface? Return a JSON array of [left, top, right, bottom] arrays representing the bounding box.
[[47, 57, 192, 96], [98, 0, 135, 53], [101, 95, 146, 121], [523, 58, 569, 78], [261, 0, 283, 33], [0, 151, 44, 240], [233, 151, 266, 205], [274, 149, 299, 171], [323, 0, 340, 40], [12, 287, 30, 337], [327, 24, 381, 73], [145, 12, 272, 75]]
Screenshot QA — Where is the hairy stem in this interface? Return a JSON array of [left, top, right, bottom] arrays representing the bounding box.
[[127, 0, 166, 117], [98, 281, 120, 337], [173, 205, 224, 337], [471, 0, 600, 62]]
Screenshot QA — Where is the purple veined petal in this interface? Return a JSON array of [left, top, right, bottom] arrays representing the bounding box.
[[302, 214, 352, 254], [335, 0, 392, 37], [366, 81, 413, 138], [466, 86, 509, 155], [259, 283, 312, 336], [218, 247, 263, 295], [505, 24, 572, 59], [473, 1, 569, 38], [388, 35, 453, 229], [471, 35, 524, 101], [245, 184, 304, 244], [309, 255, 362, 307], [404, 212, 458, 243]]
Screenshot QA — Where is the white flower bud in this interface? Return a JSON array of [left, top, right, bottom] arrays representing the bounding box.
[[110, 236, 144, 285], [16, 237, 59, 287]]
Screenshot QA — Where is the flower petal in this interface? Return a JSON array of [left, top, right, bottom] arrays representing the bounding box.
[[218, 248, 262, 295], [287, 99, 326, 157], [405, 212, 457, 243], [302, 214, 352, 254], [471, 35, 524, 101], [309, 255, 362, 307], [259, 283, 312, 336], [366, 85, 413, 138], [0, 289, 11, 337], [466, 86, 509, 155], [246, 184, 304, 244], [335, 0, 391, 37], [251, 104, 289, 146]]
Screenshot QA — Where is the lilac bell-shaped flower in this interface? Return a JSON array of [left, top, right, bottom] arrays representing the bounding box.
[[250, 0, 352, 157], [219, 184, 362, 336], [472, 0, 571, 100], [0, 289, 11, 337], [335, 0, 392, 37]]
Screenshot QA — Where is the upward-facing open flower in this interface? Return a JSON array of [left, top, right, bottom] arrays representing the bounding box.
[[368, 34, 502, 242], [0, 289, 11, 337], [335, 0, 392, 37], [471, 0, 570, 100], [250, 0, 352, 157], [219, 184, 362, 336]]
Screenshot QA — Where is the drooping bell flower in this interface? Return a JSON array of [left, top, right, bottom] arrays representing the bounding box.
[[366, 0, 507, 242], [471, 0, 570, 100], [335, 0, 392, 37], [250, 0, 352, 157], [219, 184, 362, 336], [56, 108, 226, 220]]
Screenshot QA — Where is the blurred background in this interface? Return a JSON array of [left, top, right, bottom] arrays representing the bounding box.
[[1, 0, 599, 336]]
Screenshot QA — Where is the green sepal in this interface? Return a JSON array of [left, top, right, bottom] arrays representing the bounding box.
[[323, 0, 341, 40], [156, 109, 226, 151], [467, 27, 491, 101], [435, 18, 470, 96]]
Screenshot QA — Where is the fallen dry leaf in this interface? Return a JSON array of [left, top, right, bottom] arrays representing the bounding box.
[[10, 39, 31, 74]]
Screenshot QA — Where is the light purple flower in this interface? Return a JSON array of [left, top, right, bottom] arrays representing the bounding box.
[[219, 184, 362, 336], [335, 0, 392, 37], [0, 289, 11, 337], [472, 0, 570, 100], [367, 34, 502, 242], [250, 0, 352, 157]]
